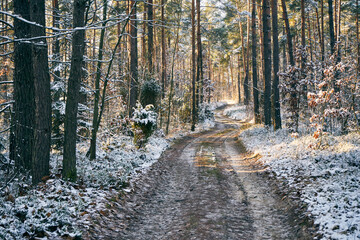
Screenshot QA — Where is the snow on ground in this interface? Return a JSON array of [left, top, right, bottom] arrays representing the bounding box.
[[226, 104, 360, 240], [0, 134, 169, 239], [0, 102, 228, 239], [223, 104, 252, 121]]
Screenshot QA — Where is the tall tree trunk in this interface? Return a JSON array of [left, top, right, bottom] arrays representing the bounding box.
[[281, 0, 294, 65], [161, 0, 166, 99], [30, 0, 51, 184], [328, 0, 335, 55], [321, 0, 325, 61], [308, 13, 313, 62], [12, 0, 34, 171], [52, 0, 62, 149], [142, 7, 147, 66], [239, 21, 248, 105], [334, 0, 338, 41], [244, 0, 251, 105], [196, 0, 204, 104], [271, 0, 281, 129], [237, 53, 241, 103], [251, 0, 260, 123], [281, 0, 298, 131], [301, 0, 306, 66], [262, 0, 272, 126], [337, 0, 341, 61], [166, 0, 183, 135], [357, 0, 359, 72], [129, 0, 139, 116], [258, 2, 264, 107], [300, 0, 308, 102], [191, 0, 196, 131], [89, 0, 108, 160], [147, 0, 154, 73], [315, 7, 323, 61], [63, 0, 87, 181]]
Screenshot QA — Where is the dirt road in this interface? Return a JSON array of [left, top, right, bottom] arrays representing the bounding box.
[[85, 110, 313, 239]]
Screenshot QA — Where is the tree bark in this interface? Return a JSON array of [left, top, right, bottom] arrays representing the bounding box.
[[357, 0, 359, 72], [12, 0, 34, 171], [251, 0, 260, 123], [129, 0, 139, 116], [166, 0, 183, 135], [328, 0, 335, 55], [237, 53, 241, 103], [89, 0, 108, 160], [63, 0, 87, 181], [161, 0, 166, 99], [271, 0, 281, 129], [147, 0, 154, 73], [52, 0, 62, 149], [262, 0, 272, 127], [280, 0, 294, 66], [191, 0, 196, 131], [196, 0, 204, 104], [30, 0, 52, 184], [321, 0, 325, 61]]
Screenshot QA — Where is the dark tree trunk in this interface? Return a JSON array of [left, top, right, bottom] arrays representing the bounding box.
[[161, 0, 166, 99], [12, 0, 35, 171], [271, 0, 281, 129], [63, 0, 87, 181], [281, 0, 298, 131], [89, 0, 108, 161], [321, 0, 325, 61], [191, 0, 196, 131], [244, 0, 251, 106], [357, 0, 360, 72], [30, 0, 52, 184], [239, 21, 248, 105], [147, 0, 154, 73], [251, 0, 260, 123], [237, 53, 241, 103], [262, 0, 272, 126], [281, 0, 294, 66], [301, 0, 306, 66], [328, 0, 335, 55], [129, 0, 138, 116], [196, 0, 204, 104], [52, 0, 62, 149]]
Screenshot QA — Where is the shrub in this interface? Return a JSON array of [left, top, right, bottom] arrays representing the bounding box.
[[140, 78, 161, 109], [132, 103, 157, 148], [198, 103, 214, 123]]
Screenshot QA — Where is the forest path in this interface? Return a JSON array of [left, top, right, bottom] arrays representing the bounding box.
[[85, 106, 311, 239]]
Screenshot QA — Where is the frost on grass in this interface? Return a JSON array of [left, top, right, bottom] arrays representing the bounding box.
[[0, 134, 169, 239], [240, 125, 360, 239]]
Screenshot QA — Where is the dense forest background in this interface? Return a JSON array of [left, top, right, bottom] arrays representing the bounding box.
[[0, 0, 359, 183]]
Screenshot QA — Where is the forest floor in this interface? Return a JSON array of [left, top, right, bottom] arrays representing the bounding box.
[[83, 106, 318, 239]]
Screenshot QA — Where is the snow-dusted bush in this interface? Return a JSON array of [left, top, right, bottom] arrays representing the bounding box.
[[198, 103, 214, 123], [132, 103, 158, 147]]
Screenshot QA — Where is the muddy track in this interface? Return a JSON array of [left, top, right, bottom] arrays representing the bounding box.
[[84, 111, 314, 240]]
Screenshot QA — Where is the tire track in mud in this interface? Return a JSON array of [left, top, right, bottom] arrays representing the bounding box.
[[84, 111, 313, 240]]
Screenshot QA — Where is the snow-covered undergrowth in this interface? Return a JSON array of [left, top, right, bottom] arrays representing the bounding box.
[[168, 102, 226, 139], [0, 134, 169, 239], [226, 104, 360, 239], [223, 104, 252, 121]]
